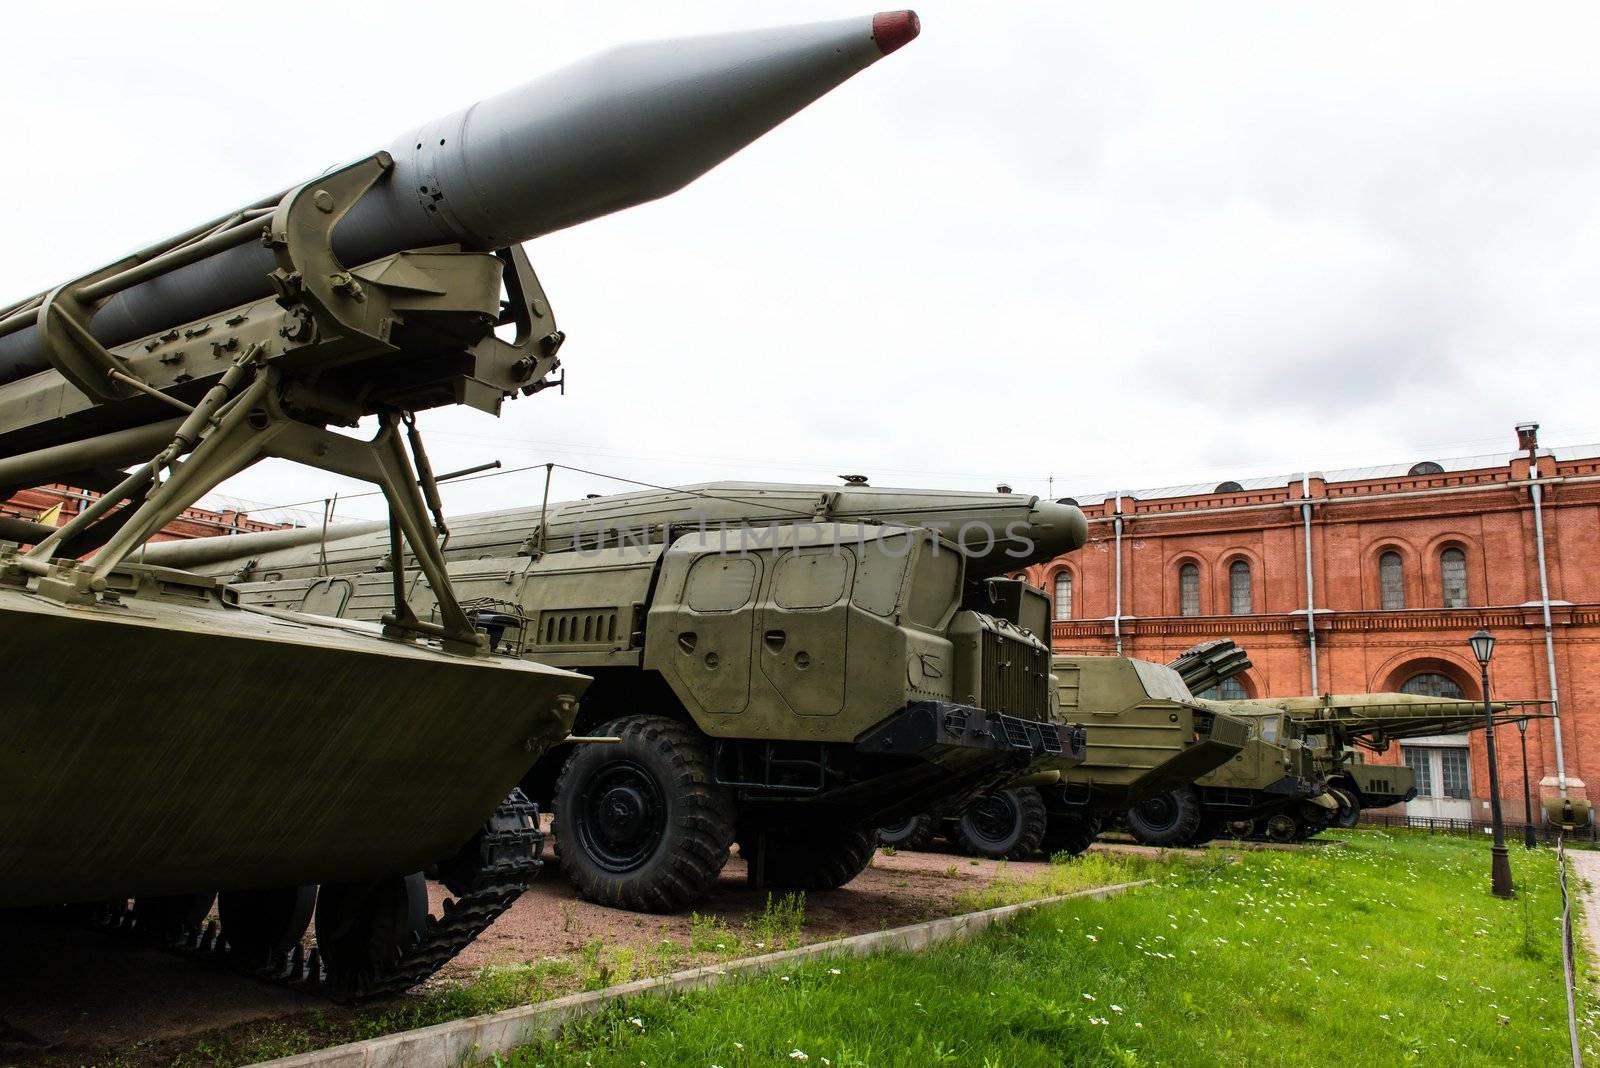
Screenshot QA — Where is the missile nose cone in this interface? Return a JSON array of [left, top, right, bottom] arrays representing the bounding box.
[[872, 11, 921, 55], [1028, 500, 1089, 559]]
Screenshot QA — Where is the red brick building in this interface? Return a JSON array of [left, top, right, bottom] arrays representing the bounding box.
[[2, 484, 287, 543], [1021, 425, 1597, 824]]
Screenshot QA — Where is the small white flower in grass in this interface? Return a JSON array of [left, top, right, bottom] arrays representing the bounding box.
[[1086, 934, 1098, 942], [733, 1042, 744, 1050], [1134, 1023, 1143, 1029], [781, 976, 791, 982], [628, 1017, 644, 1029], [1379, 1014, 1390, 1021], [829, 968, 841, 975], [790, 1050, 809, 1061], [716, 943, 726, 950], [1082, 993, 1096, 1001], [1111, 1005, 1123, 1014], [755, 942, 766, 949]]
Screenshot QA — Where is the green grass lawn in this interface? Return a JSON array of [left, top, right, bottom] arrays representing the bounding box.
[[505, 831, 1590, 1067]]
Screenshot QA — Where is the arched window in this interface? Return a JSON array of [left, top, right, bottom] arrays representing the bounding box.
[[1401, 672, 1464, 699], [1441, 548, 1468, 608], [1053, 570, 1073, 621], [1179, 562, 1201, 616], [1197, 678, 1248, 701], [1229, 560, 1253, 615], [1379, 551, 1405, 611]]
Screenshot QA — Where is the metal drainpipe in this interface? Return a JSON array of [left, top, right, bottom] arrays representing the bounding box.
[[1113, 491, 1123, 656], [1301, 472, 1319, 694], [1528, 451, 1569, 796]]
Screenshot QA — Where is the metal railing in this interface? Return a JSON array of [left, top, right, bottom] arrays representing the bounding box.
[[1558, 834, 1583, 1067], [1356, 810, 1597, 847]]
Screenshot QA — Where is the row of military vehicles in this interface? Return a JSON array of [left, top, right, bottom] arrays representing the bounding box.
[[0, 7, 1527, 1008]]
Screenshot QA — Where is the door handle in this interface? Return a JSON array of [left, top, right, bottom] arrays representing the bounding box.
[[764, 629, 786, 652]]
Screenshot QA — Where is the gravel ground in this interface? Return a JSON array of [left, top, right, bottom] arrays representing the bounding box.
[[0, 845, 1090, 1063], [436, 846, 1058, 981]]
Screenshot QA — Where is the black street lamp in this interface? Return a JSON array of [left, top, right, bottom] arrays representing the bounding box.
[[1469, 629, 1514, 898], [1516, 718, 1537, 849]]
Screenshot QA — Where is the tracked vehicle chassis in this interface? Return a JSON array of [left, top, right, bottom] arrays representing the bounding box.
[[67, 793, 542, 1002]]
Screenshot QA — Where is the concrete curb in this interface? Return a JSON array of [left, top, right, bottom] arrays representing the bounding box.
[[255, 877, 1153, 1067]]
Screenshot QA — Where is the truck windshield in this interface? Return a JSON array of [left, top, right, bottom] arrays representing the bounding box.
[[906, 541, 961, 629], [1258, 717, 1280, 743]]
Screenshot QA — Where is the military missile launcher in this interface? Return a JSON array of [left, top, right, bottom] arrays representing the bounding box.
[[880, 642, 1252, 860], [0, 10, 921, 990], [195, 482, 1087, 911], [1145, 704, 1330, 845], [1124, 648, 1539, 844], [1253, 692, 1536, 837], [1167, 638, 1253, 698]]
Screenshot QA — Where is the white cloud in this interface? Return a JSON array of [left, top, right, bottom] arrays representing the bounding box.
[[5, 1, 1599, 520]]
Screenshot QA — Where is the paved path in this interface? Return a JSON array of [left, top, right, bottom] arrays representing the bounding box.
[[1568, 847, 1600, 972]]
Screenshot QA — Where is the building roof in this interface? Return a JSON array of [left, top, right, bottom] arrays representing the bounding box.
[[1065, 442, 1600, 507]]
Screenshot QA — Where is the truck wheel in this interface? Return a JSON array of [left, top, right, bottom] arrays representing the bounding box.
[[952, 787, 1048, 860], [554, 715, 734, 913], [1332, 788, 1361, 829], [877, 814, 939, 851], [1040, 812, 1099, 858], [739, 825, 877, 890], [1125, 786, 1203, 846]]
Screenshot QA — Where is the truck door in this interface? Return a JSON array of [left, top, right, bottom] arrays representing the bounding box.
[[758, 546, 853, 717], [653, 550, 762, 717]]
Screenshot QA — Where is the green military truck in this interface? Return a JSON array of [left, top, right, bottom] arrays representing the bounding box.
[[880, 639, 1254, 860], [217, 493, 1087, 912], [1122, 703, 1328, 846]]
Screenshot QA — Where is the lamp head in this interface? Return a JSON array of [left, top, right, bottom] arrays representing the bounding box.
[[1468, 628, 1496, 666]]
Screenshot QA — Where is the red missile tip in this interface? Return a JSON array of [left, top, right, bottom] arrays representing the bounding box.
[[871, 10, 920, 55]]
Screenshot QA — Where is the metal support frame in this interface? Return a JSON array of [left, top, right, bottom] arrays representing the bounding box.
[[0, 151, 562, 657]]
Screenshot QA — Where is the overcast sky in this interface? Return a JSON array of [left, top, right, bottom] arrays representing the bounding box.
[[7, 1, 1600, 523]]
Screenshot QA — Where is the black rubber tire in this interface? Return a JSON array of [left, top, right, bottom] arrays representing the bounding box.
[[952, 787, 1049, 860], [554, 715, 734, 913], [131, 892, 215, 944], [1333, 788, 1362, 829], [737, 825, 878, 890], [877, 814, 939, 851], [1040, 812, 1100, 858], [218, 885, 316, 968], [314, 872, 429, 996], [1125, 786, 1204, 846]]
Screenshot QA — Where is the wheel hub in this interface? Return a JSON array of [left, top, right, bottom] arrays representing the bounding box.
[[577, 760, 668, 872], [598, 785, 648, 835], [969, 795, 1019, 844], [1136, 796, 1177, 830]]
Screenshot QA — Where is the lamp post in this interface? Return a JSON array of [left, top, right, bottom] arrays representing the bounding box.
[[1516, 718, 1537, 849], [1469, 629, 1514, 898]]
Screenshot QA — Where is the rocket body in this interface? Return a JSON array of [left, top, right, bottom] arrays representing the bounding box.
[[140, 480, 1087, 581], [0, 13, 918, 384]]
